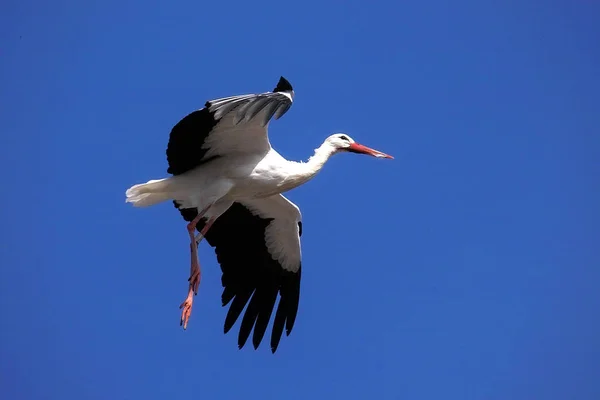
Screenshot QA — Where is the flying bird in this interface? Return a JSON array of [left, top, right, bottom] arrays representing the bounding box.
[[125, 77, 393, 353]]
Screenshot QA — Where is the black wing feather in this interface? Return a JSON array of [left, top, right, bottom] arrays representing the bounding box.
[[166, 107, 219, 176], [252, 284, 279, 349], [273, 76, 293, 92]]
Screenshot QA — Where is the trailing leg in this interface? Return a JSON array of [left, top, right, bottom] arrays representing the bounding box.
[[179, 206, 217, 329]]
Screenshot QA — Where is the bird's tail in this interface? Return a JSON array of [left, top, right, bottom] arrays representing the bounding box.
[[125, 178, 173, 207]]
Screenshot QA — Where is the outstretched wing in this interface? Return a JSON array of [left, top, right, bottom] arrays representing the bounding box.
[[186, 194, 302, 353], [166, 76, 294, 176]]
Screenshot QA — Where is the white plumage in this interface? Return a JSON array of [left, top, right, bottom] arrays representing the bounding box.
[[242, 195, 302, 273], [125, 76, 392, 353]]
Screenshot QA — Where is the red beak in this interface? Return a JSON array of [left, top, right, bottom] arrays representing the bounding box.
[[347, 143, 394, 159]]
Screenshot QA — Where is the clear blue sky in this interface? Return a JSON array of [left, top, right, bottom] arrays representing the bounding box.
[[1, 1, 599, 399]]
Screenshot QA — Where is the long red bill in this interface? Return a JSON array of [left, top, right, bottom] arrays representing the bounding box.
[[347, 143, 394, 159]]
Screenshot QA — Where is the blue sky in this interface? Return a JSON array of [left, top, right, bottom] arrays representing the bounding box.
[[1, 1, 599, 399]]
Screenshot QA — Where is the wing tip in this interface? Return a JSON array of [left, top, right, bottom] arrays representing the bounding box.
[[274, 76, 293, 93]]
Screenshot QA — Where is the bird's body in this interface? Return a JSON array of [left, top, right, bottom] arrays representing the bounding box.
[[129, 140, 337, 209], [125, 77, 392, 353]]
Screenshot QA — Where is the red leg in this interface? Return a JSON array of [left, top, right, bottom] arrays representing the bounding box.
[[186, 216, 204, 295], [179, 208, 217, 330]]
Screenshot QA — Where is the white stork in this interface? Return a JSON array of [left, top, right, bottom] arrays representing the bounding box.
[[125, 77, 392, 353]]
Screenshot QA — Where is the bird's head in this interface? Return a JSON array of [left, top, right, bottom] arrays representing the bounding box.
[[326, 133, 393, 159]]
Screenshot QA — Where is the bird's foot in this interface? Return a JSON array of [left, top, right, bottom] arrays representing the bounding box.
[[179, 290, 194, 330], [180, 263, 200, 329]]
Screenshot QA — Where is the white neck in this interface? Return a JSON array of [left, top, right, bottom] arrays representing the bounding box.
[[283, 141, 337, 189], [305, 141, 337, 174]]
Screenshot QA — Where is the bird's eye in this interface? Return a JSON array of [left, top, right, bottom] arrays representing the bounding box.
[[339, 135, 349, 141]]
